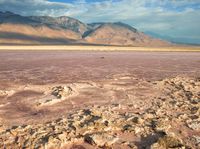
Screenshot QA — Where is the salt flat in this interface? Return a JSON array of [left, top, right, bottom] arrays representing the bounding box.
[[0, 50, 200, 148]]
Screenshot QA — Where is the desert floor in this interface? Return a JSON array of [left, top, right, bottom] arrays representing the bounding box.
[[0, 50, 200, 149], [0, 45, 200, 51]]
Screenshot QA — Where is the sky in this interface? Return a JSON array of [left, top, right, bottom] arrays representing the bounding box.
[[0, 0, 200, 44]]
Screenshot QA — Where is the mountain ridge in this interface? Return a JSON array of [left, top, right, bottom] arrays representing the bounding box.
[[0, 11, 170, 46]]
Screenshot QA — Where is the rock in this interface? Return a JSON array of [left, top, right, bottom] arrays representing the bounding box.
[[128, 116, 141, 124], [52, 86, 74, 99], [58, 133, 68, 142], [0, 90, 6, 96], [127, 142, 137, 149], [123, 124, 135, 132], [84, 133, 118, 147], [190, 98, 200, 104], [153, 120, 171, 132], [123, 141, 137, 149], [187, 120, 200, 130], [0, 90, 15, 96], [70, 145, 86, 149], [150, 136, 184, 149], [134, 126, 143, 134], [190, 106, 199, 114], [47, 136, 61, 148], [177, 113, 188, 121], [193, 135, 200, 145], [143, 113, 154, 119]]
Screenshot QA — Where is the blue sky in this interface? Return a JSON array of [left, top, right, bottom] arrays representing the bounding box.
[[49, 0, 120, 3], [0, 0, 200, 44]]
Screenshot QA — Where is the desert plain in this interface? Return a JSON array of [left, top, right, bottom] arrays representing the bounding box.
[[0, 46, 200, 149]]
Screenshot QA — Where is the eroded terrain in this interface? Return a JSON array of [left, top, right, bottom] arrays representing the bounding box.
[[0, 51, 200, 148]]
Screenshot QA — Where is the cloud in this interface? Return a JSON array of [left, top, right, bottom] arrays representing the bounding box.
[[0, 0, 200, 44], [0, 0, 73, 16]]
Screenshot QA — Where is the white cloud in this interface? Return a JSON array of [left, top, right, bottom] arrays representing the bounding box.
[[0, 0, 200, 44]]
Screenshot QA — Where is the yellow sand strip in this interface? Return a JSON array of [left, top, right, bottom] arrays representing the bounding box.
[[0, 45, 200, 52]]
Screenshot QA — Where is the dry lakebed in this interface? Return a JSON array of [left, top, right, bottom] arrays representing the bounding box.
[[0, 50, 199, 149]]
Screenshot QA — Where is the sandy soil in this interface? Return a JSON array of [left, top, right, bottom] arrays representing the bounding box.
[[0, 50, 200, 149]]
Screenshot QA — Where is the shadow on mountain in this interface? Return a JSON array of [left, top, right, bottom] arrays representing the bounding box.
[[0, 31, 75, 44]]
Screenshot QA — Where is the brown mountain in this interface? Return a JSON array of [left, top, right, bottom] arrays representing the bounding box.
[[0, 23, 81, 45], [0, 11, 170, 46], [84, 22, 169, 46], [29, 16, 89, 34]]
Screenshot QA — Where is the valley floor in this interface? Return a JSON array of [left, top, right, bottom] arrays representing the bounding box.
[[0, 45, 200, 51], [0, 50, 199, 148]]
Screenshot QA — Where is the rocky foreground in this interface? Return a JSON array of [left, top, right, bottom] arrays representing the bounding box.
[[0, 76, 199, 149]]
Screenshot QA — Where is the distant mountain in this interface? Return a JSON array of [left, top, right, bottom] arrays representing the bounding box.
[[0, 11, 170, 46], [145, 31, 200, 46], [0, 11, 38, 25]]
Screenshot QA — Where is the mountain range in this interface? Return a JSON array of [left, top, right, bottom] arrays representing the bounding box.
[[0, 11, 170, 46]]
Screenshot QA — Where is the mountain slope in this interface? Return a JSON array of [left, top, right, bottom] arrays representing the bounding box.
[[0, 11, 82, 45], [85, 22, 169, 46], [29, 16, 89, 34], [0, 11, 170, 46], [0, 11, 39, 25], [0, 23, 81, 45]]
